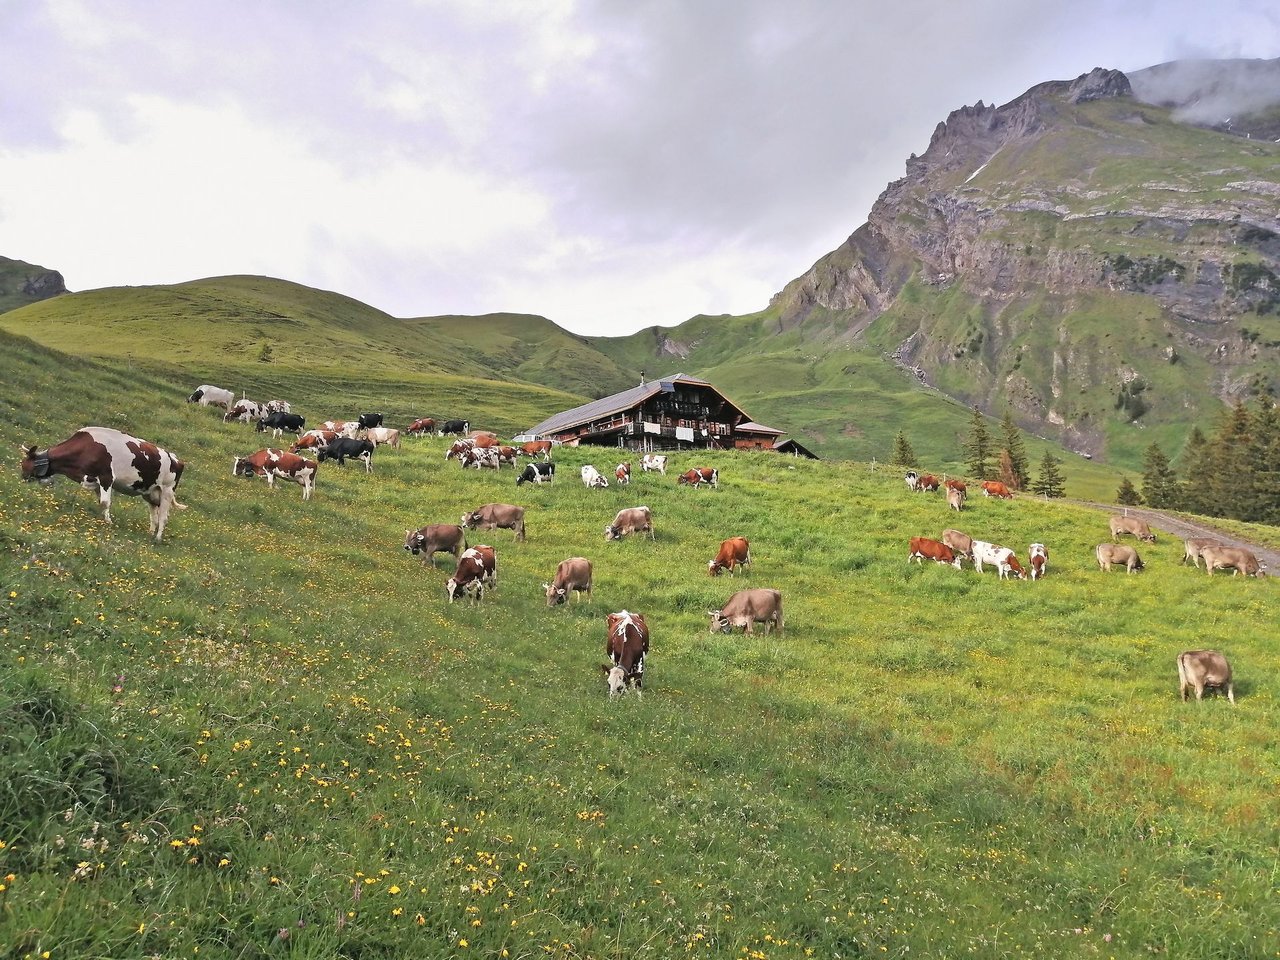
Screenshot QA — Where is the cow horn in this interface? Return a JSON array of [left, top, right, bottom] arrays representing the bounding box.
[[20, 444, 37, 458]]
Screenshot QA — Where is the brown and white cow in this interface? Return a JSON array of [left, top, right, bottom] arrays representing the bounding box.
[[543, 557, 593, 606], [1096, 543, 1143, 574], [462, 503, 526, 541], [944, 477, 968, 499], [946, 485, 964, 512], [404, 524, 467, 568], [709, 588, 783, 635], [1177, 650, 1235, 704], [21, 427, 187, 542], [615, 462, 631, 486], [640, 454, 667, 475], [224, 399, 264, 424], [232, 448, 318, 500], [446, 545, 497, 603], [677, 467, 718, 489], [941, 528, 974, 562], [708, 537, 751, 576], [461, 446, 500, 470], [364, 427, 401, 449], [1201, 545, 1266, 578], [1028, 543, 1048, 581], [446, 438, 476, 460], [188, 384, 234, 410], [908, 537, 961, 570], [1109, 514, 1156, 542], [495, 446, 518, 469], [917, 474, 940, 493], [1181, 537, 1223, 569], [605, 506, 654, 541], [603, 611, 649, 696], [971, 540, 1025, 579], [981, 481, 1013, 499], [406, 417, 436, 436], [290, 429, 337, 453], [469, 432, 499, 447]]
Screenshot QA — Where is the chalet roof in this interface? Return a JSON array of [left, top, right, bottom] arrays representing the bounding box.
[[527, 373, 718, 436], [737, 420, 785, 436], [773, 438, 819, 459]]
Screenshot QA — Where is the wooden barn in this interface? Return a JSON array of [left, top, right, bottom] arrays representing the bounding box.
[[525, 373, 816, 456]]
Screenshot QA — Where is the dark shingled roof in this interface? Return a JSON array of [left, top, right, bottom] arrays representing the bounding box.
[[527, 373, 716, 436]]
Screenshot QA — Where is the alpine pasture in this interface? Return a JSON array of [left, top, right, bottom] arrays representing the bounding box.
[[1, 330, 1277, 959]]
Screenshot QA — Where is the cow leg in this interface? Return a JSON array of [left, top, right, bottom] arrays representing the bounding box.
[[151, 493, 172, 542], [94, 481, 114, 524], [1226, 682, 1236, 705]]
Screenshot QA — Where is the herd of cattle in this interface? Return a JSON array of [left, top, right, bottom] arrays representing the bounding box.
[[14, 381, 1267, 701]]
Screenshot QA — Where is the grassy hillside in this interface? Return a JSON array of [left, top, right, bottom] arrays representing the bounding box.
[[0, 256, 64, 314], [2, 330, 1277, 958]]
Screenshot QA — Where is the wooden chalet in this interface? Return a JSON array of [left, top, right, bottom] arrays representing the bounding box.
[[525, 373, 816, 456]]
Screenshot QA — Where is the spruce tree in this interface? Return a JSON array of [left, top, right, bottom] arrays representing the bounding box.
[[1246, 400, 1280, 524], [1179, 426, 1215, 516], [1140, 442, 1179, 509], [1030, 450, 1066, 498], [998, 409, 1030, 490], [1116, 476, 1143, 506], [963, 406, 994, 480], [889, 430, 918, 469], [1210, 403, 1253, 519]]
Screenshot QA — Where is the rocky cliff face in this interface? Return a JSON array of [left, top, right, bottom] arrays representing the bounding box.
[[0, 257, 67, 313]]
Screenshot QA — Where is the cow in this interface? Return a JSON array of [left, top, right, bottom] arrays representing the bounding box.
[[446, 545, 497, 604], [1109, 514, 1156, 543], [256, 412, 306, 438], [224, 399, 264, 424], [944, 478, 968, 499], [469, 431, 499, 443], [403, 524, 467, 568], [187, 384, 234, 410], [603, 611, 649, 696], [908, 537, 961, 570], [438, 419, 470, 437], [461, 446, 500, 470], [446, 439, 476, 460], [317, 438, 374, 473], [904, 470, 920, 492], [971, 540, 1026, 579], [262, 399, 292, 414], [917, 474, 940, 493], [320, 420, 352, 435], [640, 454, 667, 475], [516, 462, 556, 486], [981, 481, 1013, 499], [495, 446, 518, 469], [406, 417, 436, 436], [357, 413, 384, 430], [1201, 545, 1267, 578], [709, 588, 783, 635], [519, 440, 553, 460], [1181, 537, 1224, 569], [1096, 543, 1143, 574], [605, 506, 655, 541], [677, 467, 718, 489], [462, 503, 526, 541], [364, 427, 401, 449], [708, 537, 751, 576], [941, 528, 974, 562], [615, 462, 631, 486], [1177, 650, 1235, 704], [946, 485, 964, 512], [20, 427, 186, 542], [232, 448, 317, 500], [581, 465, 609, 488], [1028, 543, 1048, 581], [543, 557, 593, 606], [290, 429, 336, 453]]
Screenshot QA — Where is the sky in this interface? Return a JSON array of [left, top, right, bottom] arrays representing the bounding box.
[[1, 1, 1278, 337]]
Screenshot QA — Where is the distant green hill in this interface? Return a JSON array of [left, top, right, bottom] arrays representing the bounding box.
[[0, 255, 65, 313]]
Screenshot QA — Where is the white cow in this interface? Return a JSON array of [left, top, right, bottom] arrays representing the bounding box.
[[640, 454, 667, 475], [581, 465, 609, 488], [971, 540, 1026, 580], [187, 384, 234, 410]]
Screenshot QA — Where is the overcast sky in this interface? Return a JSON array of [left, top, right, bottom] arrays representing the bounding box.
[[1, 1, 1277, 336]]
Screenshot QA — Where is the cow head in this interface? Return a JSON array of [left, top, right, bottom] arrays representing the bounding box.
[[187, 389, 203, 403], [707, 610, 731, 634], [604, 524, 620, 541], [543, 582, 567, 607], [232, 457, 252, 477], [602, 664, 629, 696], [708, 559, 723, 576], [19, 445, 51, 482], [446, 577, 461, 602], [405, 530, 422, 554], [462, 512, 480, 528]]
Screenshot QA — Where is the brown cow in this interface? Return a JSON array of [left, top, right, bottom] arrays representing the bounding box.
[[446, 545, 497, 604], [1181, 537, 1223, 569], [605, 506, 654, 541], [364, 427, 401, 449], [709, 588, 783, 635], [615, 462, 631, 485], [946, 486, 964, 512], [404, 524, 467, 568], [462, 503, 526, 541], [677, 467, 718, 489], [290, 429, 337, 453], [406, 417, 436, 436], [981, 481, 1013, 499], [519, 440, 553, 460], [941, 528, 973, 562], [1177, 650, 1235, 704], [943, 477, 967, 498], [917, 474, 940, 492], [543, 557, 592, 606], [1109, 514, 1156, 542], [1096, 543, 1143, 574], [708, 537, 751, 576], [908, 537, 961, 570], [233, 448, 317, 500], [1028, 543, 1048, 581], [603, 611, 649, 696], [1201, 545, 1266, 577]]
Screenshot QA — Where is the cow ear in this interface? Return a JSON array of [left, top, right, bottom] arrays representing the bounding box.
[[20, 444, 36, 458], [600, 664, 611, 674]]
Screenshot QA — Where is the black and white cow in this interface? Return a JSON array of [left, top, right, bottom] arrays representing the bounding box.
[[317, 437, 375, 473], [516, 462, 555, 486], [357, 413, 384, 430], [256, 412, 306, 437], [438, 419, 470, 437]]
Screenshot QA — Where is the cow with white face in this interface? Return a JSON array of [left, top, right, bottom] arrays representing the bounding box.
[[581, 465, 609, 488], [603, 611, 649, 696], [640, 454, 667, 475], [1028, 543, 1048, 580], [543, 557, 592, 606]]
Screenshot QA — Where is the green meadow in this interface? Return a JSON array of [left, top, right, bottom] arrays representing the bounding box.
[[1, 330, 1277, 959]]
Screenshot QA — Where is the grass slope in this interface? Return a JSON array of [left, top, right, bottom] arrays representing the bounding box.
[[2, 331, 1277, 958]]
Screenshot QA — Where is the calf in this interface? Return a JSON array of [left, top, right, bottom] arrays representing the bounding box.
[[1096, 543, 1143, 574], [317, 438, 374, 473], [709, 588, 783, 635], [543, 557, 592, 606], [404, 524, 467, 568], [438, 419, 470, 437], [615, 462, 631, 485], [640, 454, 667, 474], [232, 448, 318, 500], [677, 467, 718, 489], [256, 411, 306, 438], [187, 384, 234, 410], [908, 537, 961, 570], [1028, 543, 1048, 581], [462, 503, 526, 541], [971, 540, 1026, 579], [603, 611, 649, 696], [605, 506, 655, 541], [406, 417, 436, 436], [516, 462, 555, 486], [941, 528, 974, 562], [581, 465, 609, 488], [1109, 514, 1156, 542], [446, 545, 497, 604], [1181, 537, 1223, 569], [946, 485, 964, 512], [1201, 545, 1266, 578], [708, 537, 751, 576], [1177, 650, 1235, 704], [364, 427, 401, 449]]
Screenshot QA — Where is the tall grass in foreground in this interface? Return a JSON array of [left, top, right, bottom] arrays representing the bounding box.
[[1, 333, 1277, 958]]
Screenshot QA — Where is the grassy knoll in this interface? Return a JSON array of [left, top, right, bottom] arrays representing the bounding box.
[[2, 332, 1278, 958]]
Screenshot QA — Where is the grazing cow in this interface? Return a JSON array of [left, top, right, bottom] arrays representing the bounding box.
[[232, 448, 317, 500], [603, 611, 649, 696], [224, 399, 264, 424], [461, 446, 500, 470], [20, 427, 186, 542], [615, 462, 631, 485], [904, 470, 920, 492], [357, 413, 383, 430], [438, 419, 470, 437], [581, 465, 609, 488], [469, 431, 499, 442], [981, 481, 1013, 499], [403, 524, 467, 568], [256, 412, 306, 438], [941, 528, 974, 562], [187, 384, 234, 410], [1201, 544, 1266, 578], [462, 503, 526, 541], [971, 540, 1026, 579], [446, 438, 476, 460], [917, 474, 940, 493], [1181, 537, 1223, 569], [605, 506, 655, 541], [291, 429, 336, 453], [708, 537, 751, 576], [406, 417, 436, 436], [364, 427, 401, 449], [944, 477, 968, 499], [1109, 514, 1156, 543], [263, 399, 292, 414], [495, 446, 518, 469], [1028, 543, 1048, 581], [446, 545, 497, 604], [1096, 543, 1143, 574], [908, 537, 961, 570], [320, 420, 352, 434], [1177, 650, 1235, 704], [709, 588, 783, 635], [946, 485, 964, 512], [677, 467, 718, 489], [317, 438, 374, 473], [516, 462, 555, 486], [640, 454, 667, 475], [519, 440, 553, 460], [543, 557, 593, 606]]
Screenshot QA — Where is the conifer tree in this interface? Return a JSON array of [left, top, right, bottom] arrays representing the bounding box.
[[1030, 450, 1066, 498], [1210, 403, 1253, 519], [1140, 442, 1179, 508], [963, 406, 994, 480], [1179, 426, 1215, 516], [998, 409, 1030, 490], [1116, 476, 1143, 506], [889, 430, 918, 469], [1246, 401, 1280, 524], [998, 449, 1018, 489]]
